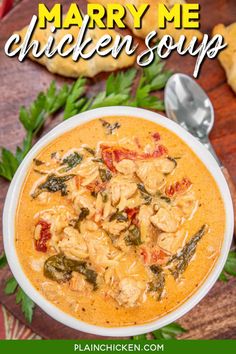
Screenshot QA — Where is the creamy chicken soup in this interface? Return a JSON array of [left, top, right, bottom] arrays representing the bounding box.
[[15, 116, 225, 327]]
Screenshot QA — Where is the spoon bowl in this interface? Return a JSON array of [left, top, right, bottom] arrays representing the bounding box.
[[164, 73, 220, 164]]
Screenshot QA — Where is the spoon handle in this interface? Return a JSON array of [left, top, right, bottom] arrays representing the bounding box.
[[201, 139, 222, 167], [221, 166, 236, 235]]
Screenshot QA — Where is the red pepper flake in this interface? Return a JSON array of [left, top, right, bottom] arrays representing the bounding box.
[[35, 220, 51, 252], [100, 144, 168, 171], [151, 132, 161, 142], [165, 177, 192, 197]]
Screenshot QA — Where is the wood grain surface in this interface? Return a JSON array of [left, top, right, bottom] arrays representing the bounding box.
[[0, 0, 235, 340]]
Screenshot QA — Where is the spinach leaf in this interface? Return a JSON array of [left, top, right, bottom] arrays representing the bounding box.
[[31, 174, 75, 198], [137, 183, 152, 205], [148, 265, 165, 300], [125, 225, 142, 246], [44, 254, 97, 289], [74, 208, 90, 231], [60, 152, 82, 172], [99, 168, 112, 182], [83, 147, 95, 155], [110, 211, 128, 222], [99, 119, 121, 135], [168, 225, 207, 279]]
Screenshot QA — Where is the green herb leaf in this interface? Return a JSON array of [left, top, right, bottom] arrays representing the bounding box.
[[125, 225, 142, 246], [74, 208, 90, 231], [133, 334, 148, 340], [143, 55, 172, 91], [152, 323, 187, 339], [44, 253, 97, 289], [60, 152, 82, 172], [16, 288, 35, 323], [219, 251, 236, 281], [15, 132, 33, 163], [148, 265, 165, 300], [168, 225, 207, 279], [131, 81, 165, 110], [0, 148, 19, 181], [106, 68, 137, 96], [131, 55, 171, 110], [4, 277, 18, 295], [19, 92, 46, 134], [64, 77, 87, 120], [0, 252, 7, 269], [89, 92, 129, 109], [45, 81, 70, 114], [31, 174, 75, 198], [99, 167, 112, 182]]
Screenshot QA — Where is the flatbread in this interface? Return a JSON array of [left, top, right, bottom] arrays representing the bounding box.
[[15, 22, 135, 78], [87, 0, 203, 44], [213, 23, 236, 93]]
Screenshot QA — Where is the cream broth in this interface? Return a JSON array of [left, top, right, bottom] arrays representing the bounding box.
[[15, 116, 225, 327]]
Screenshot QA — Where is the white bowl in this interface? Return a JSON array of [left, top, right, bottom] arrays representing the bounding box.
[[3, 106, 234, 337]]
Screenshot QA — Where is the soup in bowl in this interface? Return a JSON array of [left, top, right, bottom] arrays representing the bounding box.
[[3, 107, 233, 336]]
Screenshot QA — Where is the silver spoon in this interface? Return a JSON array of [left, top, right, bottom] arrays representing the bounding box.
[[164, 73, 236, 229]]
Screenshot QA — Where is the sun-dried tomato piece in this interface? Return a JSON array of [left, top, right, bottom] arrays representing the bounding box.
[[125, 207, 139, 226], [86, 180, 107, 194], [101, 146, 116, 172], [100, 144, 168, 171], [140, 145, 167, 159], [165, 178, 192, 197], [151, 132, 161, 142], [140, 247, 169, 265], [35, 220, 51, 252]]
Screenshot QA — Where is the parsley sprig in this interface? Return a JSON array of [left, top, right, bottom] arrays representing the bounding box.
[[0, 252, 7, 269], [0, 56, 171, 181], [4, 277, 35, 323], [219, 251, 236, 281], [0, 81, 69, 180], [133, 322, 187, 340]]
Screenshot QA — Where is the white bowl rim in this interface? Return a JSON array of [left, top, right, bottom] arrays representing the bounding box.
[[3, 106, 234, 337]]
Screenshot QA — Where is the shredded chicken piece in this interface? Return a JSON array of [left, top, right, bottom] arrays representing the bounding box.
[[69, 272, 91, 292], [136, 161, 165, 194], [158, 230, 188, 254], [150, 207, 179, 233], [116, 277, 143, 307], [138, 205, 154, 242], [102, 220, 129, 236], [58, 226, 88, 259], [115, 159, 136, 175], [86, 232, 122, 271], [154, 157, 176, 174], [173, 190, 198, 219], [77, 161, 99, 186], [110, 177, 137, 211]]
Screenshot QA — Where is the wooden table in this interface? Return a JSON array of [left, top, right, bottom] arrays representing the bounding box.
[[0, 0, 235, 339]]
